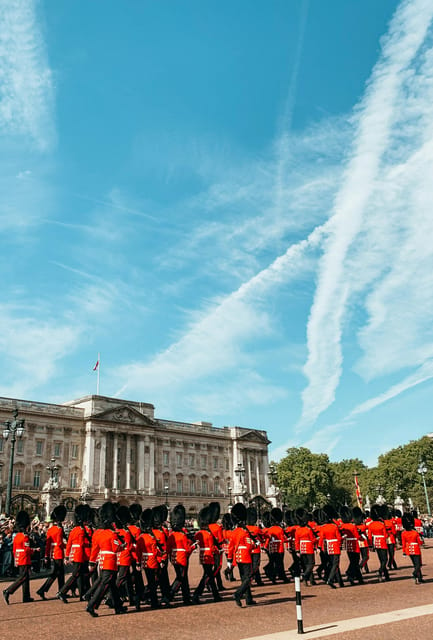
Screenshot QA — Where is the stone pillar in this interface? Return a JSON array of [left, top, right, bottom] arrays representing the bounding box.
[[247, 452, 253, 495], [83, 423, 95, 489], [149, 437, 155, 494], [113, 433, 118, 490], [126, 435, 131, 491], [137, 438, 145, 490], [256, 455, 261, 495], [99, 431, 106, 491]]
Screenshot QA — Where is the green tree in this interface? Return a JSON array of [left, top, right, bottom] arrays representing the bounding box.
[[329, 458, 367, 506], [276, 447, 333, 509]]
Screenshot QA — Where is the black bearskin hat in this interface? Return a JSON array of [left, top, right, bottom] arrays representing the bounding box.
[[352, 506, 364, 525], [198, 506, 211, 529], [231, 502, 247, 524], [246, 506, 257, 526], [74, 504, 90, 526], [16, 510, 30, 531], [262, 510, 271, 527], [412, 509, 419, 518], [295, 508, 309, 527], [402, 512, 415, 530], [285, 510, 295, 526], [171, 504, 186, 530], [152, 505, 165, 528], [222, 512, 233, 530], [116, 505, 131, 526], [208, 501, 221, 524], [99, 501, 116, 527], [270, 507, 283, 524], [323, 504, 337, 522], [339, 506, 353, 524], [394, 508, 402, 518], [370, 504, 382, 521], [51, 504, 67, 523], [140, 508, 154, 532], [159, 504, 168, 523], [129, 503, 142, 524], [379, 503, 390, 519]]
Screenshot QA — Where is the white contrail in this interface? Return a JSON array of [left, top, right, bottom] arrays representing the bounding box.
[[300, 0, 433, 429]]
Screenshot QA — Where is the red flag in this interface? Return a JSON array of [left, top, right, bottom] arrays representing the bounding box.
[[354, 474, 363, 509], [93, 359, 99, 371]]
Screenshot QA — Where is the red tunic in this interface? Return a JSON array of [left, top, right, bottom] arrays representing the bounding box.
[[13, 532, 32, 566], [384, 519, 396, 545], [367, 521, 387, 550], [265, 525, 286, 554], [152, 528, 168, 564], [414, 518, 424, 535], [318, 523, 342, 555], [136, 533, 159, 569], [116, 527, 133, 567], [195, 529, 219, 565], [339, 523, 360, 553], [89, 528, 121, 570], [66, 526, 87, 563], [167, 530, 193, 567], [246, 524, 263, 555], [128, 524, 141, 563], [45, 524, 65, 560], [227, 527, 254, 564], [295, 526, 316, 554], [401, 530, 423, 556]]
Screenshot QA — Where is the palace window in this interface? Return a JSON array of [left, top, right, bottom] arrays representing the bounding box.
[[71, 444, 79, 459], [189, 453, 195, 467], [33, 470, 41, 488], [54, 443, 61, 458], [163, 451, 169, 466], [36, 440, 44, 455], [177, 478, 183, 494], [70, 472, 78, 489], [189, 477, 196, 494], [176, 452, 182, 466], [201, 478, 208, 494], [16, 439, 24, 454], [13, 470, 21, 487], [201, 455, 207, 469]]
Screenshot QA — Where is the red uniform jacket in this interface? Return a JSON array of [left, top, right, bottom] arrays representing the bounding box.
[[339, 523, 360, 553], [318, 523, 342, 555], [265, 525, 286, 554], [116, 527, 133, 567], [227, 527, 254, 564], [195, 529, 219, 565], [152, 528, 168, 564], [167, 530, 193, 567], [246, 524, 263, 555], [414, 518, 424, 535], [136, 532, 159, 570], [89, 528, 121, 570], [128, 524, 140, 563], [367, 521, 388, 550], [401, 530, 423, 557], [384, 519, 396, 545], [66, 526, 88, 563], [295, 526, 316, 554], [45, 524, 65, 560], [13, 532, 32, 566]]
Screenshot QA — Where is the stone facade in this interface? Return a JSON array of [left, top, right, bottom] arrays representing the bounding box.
[[0, 394, 271, 517]]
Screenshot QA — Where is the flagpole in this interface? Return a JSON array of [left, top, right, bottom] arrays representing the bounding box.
[[97, 352, 100, 395]]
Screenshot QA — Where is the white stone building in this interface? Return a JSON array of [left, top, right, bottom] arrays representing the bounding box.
[[0, 394, 272, 518]]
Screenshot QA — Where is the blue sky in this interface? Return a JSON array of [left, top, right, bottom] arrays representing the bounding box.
[[2, 0, 433, 467]]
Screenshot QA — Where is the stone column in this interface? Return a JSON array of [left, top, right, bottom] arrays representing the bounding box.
[[149, 437, 155, 494], [83, 423, 95, 489], [99, 431, 106, 491], [256, 455, 261, 495], [247, 452, 253, 495], [125, 435, 131, 491], [137, 438, 145, 490], [113, 433, 118, 490]]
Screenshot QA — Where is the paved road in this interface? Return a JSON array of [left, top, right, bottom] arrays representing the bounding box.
[[1, 544, 432, 639]]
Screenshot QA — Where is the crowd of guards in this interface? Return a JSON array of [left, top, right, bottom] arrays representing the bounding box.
[[2, 499, 425, 616]]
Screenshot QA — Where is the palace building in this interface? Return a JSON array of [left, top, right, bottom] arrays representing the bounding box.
[[0, 394, 272, 518]]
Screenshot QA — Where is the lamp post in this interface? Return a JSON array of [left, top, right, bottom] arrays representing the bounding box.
[[2, 408, 25, 516], [46, 458, 59, 483], [0, 461, 3, 514], [227, 484, 233, 507], [235, 462, 246, 502], [417, 460, 431, 516], [164, 484, 169, 507]]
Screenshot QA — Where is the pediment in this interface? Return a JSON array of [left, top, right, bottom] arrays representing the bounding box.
[[238, 430, 270, 445], [89, 405, 155, 426]]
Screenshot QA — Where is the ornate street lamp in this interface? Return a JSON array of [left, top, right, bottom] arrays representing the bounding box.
[[268, 463, 278, 487], [417, 460, 431, 516], [164, 484, 169, 507], [2, 408, 25, 516], [227, 483, 233, 506], [235, 462, 246, 502]]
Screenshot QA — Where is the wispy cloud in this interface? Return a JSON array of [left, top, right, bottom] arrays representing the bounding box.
[[0, 0, 55, 150], [300, 0, 433, 429]]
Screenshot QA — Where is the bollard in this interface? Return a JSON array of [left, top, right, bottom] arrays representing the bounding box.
[[294, 576, 304, 634]]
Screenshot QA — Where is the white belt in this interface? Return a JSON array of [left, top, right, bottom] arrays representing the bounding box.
[[327, 539, 338, 542], [238, 546, 248, 549], [174, 548, 186, 552], [100, 550, 116, 555], [346, 537, 356, 541], [72, 544, 81, 548], [142, 553, 154, 556], [200, 547, 211, 551]]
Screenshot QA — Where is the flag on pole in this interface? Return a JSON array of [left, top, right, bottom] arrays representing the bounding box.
[[93, 359, 99, 371], [354, 473, 363, 509]]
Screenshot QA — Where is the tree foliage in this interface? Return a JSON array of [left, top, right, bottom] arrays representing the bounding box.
[[275, 437, 433, 513]]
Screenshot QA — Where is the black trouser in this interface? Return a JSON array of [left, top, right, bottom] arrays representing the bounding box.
[[88, 569, 122, 611], [300, 553, 315, 583], [116, 565, 134, 603], [387, 543, 397, 569], [157, 564, 171, 601], [40, 558, 65, 593], [359, 547, 369, 572], [326, 554, 340, 584], [346, 552, 363, 583], [376, 548, 389, 580], [317, 550, 327, 579], [6, 565, 31, 601], [193, 564, 220, 601], [60, 561, 88, 598], [235, 562, 253, 603], [251, 553, 262, 584], [131, 560, 145, 602], [144, 567, 159, 608], [289, 550, 301, 577], [171, 563, 191, 603], [269, 552, 288, 582], [409, 554, 422, 581]]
